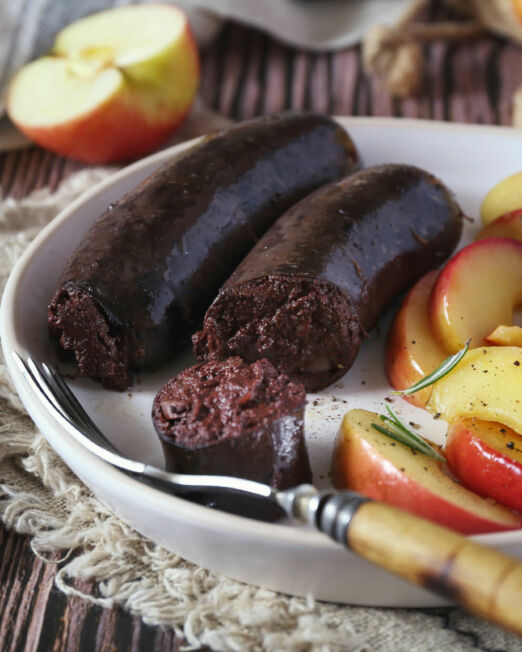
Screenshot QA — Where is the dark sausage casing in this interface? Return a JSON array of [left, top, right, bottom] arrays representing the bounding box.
[[194, 164, 463, 391], [48, 113, 359, 390]]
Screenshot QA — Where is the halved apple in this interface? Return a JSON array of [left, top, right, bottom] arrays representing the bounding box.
[[447, 418, 522, 514], [332, 409, 522, 534], [386, 270, 448, 407], [430, 238, 522, 353], [476, 209, 522, 244], [481, 171, 522, 225], [485, 325, 522, 347], [6, 4, 199, 163], [427, 346, 522, 435]]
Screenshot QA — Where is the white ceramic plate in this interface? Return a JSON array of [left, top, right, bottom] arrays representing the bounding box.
[[3, 118, 522, 608]]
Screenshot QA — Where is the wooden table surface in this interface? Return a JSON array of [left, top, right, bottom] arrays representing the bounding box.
[[1, 1, 521, 649]]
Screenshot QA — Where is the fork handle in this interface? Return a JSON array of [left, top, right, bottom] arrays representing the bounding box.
[[319, 496, 522, 636]]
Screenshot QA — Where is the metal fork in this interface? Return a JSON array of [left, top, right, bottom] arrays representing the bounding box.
[[12, 351, 522, 637], [12, 352, 354, 521], [12, 353, 300, 505]]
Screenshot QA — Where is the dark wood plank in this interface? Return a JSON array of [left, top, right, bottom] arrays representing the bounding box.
[[263, 40, 287, 114], [217, 24, 247, 118], [0, 149, 21, 197], [238, 32, 264, 119], [497, 43, 522, 126], [309, 54, 330, 114], [330, 50, 359, 115], [22, 549, 61, 651], [0, 522, 184, 652]]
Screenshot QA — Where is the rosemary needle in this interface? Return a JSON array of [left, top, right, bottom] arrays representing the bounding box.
[[371, 404, 445, 461], [391, 338, 471, 397], [368, 339, 468, 460]]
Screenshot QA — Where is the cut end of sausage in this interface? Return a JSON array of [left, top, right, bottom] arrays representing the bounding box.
[[152, 357, 311, 518], [193, 276, 362, 392], [48, 285, 131, 391], [153, 356, 305, 446]]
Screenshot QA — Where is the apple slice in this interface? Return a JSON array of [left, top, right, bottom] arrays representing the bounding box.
[[481, 171, 522, 225], [427, 346, 522, 434], [476, 209, 522, 244], [447, 418, 522, 513], [485, 325, 522, 347], [6, 4, 199, 163], [386, 270, 448, 407], [430, 238, 522, 353], [332, 409, 522, 534]]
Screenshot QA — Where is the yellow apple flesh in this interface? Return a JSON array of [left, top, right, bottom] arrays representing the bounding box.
[[476, 209, 522, 244], [481, 171, 522, 225], [332, 409, 522, 534], [430, 238, 522, 352], [6, 4, 199, 163], [485, 325, 522, 347], [427, 346, 522, 435], [386, 270, 448, 407]]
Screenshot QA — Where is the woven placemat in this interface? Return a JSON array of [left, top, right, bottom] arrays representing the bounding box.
[[1, 166, 521, 652]]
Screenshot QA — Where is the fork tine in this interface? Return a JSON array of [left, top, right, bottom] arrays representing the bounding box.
[[12, 352, 76, 428], [26, 357, 88, 430], [12, 351, 276, 499], [39, 361, 103, 438], [12, 352, 144, 474], [25, 356, 120, 454], [24, 357, 70, 420], [41, 362, 119, 452]]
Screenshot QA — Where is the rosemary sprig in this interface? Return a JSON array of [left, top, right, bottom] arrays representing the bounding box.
[[391, 338, 471, 397], [371, 404, 445, 461]]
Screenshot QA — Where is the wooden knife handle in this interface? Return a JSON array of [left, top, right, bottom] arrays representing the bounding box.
[[345, 501, 522, 635]]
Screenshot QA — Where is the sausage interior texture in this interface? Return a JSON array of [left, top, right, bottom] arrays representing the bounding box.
[[48, 112, 359, 390], [193, 164, 463, 391], [152, 357, 311, 519]]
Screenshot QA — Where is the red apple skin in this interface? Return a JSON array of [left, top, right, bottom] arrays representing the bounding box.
[[333, 410, 522, 535], [7, 21, 199, 164], [429, 237, 522, 352], [475, 209, 522, 244], [13, 88, 193, 164], [386, 269, 448, 408], [447, 418, 522, 514]]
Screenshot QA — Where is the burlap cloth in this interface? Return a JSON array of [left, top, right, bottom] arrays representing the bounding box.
[[1, 166, 522, 652]]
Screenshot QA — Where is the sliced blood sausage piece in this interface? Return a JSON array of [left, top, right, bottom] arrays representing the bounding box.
[[48, 112, 359, 390], [193, 164, 463, 392], [152, 356, 311, 519]]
